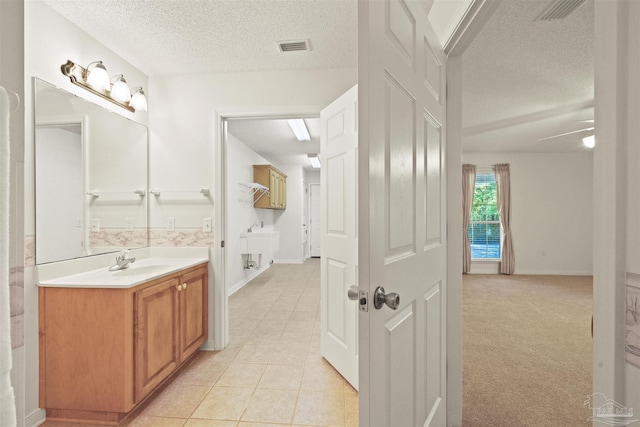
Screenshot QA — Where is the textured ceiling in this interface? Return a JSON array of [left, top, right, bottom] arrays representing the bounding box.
[[43, 0, 594, 155], [44, 0, 358, 76], [462, 0, 594, 152]]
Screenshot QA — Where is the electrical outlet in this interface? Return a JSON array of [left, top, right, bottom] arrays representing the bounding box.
[[125, 217, 134, 231], [203, 218, 212, 232], [91, 218, 100, 232], [167, 217, 175, 231], [75, 219, 82, 228]]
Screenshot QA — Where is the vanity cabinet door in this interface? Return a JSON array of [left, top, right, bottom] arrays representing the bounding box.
[[178, 267, 208, 361], [134, 277, 180, 402]]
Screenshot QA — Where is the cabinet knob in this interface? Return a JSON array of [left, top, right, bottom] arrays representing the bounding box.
[[177, 284, 183, 291], [183, 283, 188, 290]]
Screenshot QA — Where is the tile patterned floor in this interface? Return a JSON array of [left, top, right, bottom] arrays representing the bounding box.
[[44, 259, 358, 427]]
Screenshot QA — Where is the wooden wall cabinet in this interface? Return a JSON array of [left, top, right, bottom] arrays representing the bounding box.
[[39, 263, 208, 425], [253, 164, 287, 209]]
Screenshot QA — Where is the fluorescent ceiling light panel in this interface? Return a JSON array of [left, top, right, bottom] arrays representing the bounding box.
[[308, 154, 321, 168], [287, 119, 310, 141]]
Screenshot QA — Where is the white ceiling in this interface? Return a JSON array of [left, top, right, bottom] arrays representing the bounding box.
[[462, 0, 594, 152], [227, 118, 321, 169], [43, 0, 594, 158], [44, 0, 358, 75]]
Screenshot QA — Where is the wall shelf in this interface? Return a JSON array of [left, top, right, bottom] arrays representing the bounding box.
[[239, 182, 269, 203], [149, 188, 210, 197], [86, 189, 146, 198]]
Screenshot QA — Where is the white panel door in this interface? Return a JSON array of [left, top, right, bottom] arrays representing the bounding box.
[[35, 125, 85, 264], [320, 85, 359, 389], [358, 1, 447, 426], [310, 183, 321, 257]]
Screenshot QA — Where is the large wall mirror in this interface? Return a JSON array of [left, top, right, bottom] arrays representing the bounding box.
[[34, 78, 148, 264]]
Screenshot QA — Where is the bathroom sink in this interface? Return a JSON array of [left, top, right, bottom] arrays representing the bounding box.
[[239, 230, 279, 254], [112, 264, 172, 277]]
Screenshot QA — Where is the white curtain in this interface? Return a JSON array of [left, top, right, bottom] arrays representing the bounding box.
[[0, 87, 17, 426], [462, 164, 476, 273], [494, 163, 515, 275]]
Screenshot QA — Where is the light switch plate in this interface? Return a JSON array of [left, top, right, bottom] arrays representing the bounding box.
[[203, 218, 212, 232], [167, 217, 175, 231], [125, 218, 134, 231]]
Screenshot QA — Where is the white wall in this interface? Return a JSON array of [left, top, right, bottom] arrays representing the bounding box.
[[149, 67, 356, 349], [148, 68, 356, 231], [462, 152, 593, 275], [225, 133, 275, 294], [23, 2, 149, 425]]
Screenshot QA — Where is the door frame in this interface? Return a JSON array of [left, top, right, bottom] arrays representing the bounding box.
[[309, 182, 321, 258], [443, 0, 624, 423], [212, 106, 323, 349]]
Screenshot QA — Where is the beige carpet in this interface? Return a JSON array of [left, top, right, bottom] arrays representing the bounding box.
[[463, 274, 593, 426]]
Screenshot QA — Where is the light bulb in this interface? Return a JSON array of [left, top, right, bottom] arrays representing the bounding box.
[[110, 75, 131, 103], [129, 87, 147, 111], [85, 61, 109, 93]]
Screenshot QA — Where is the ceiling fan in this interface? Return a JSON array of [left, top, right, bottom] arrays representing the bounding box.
[[537, 119, 595, 146]]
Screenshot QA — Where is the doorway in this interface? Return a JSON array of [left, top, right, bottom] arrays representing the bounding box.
[[214, 109, 321, 350], [309, 183, 321, 257]]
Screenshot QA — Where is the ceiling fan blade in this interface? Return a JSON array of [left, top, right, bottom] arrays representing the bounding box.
[[537, 127, 595, 141]]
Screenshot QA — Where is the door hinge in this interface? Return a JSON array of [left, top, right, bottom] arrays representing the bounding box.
[[221, 240, 225, 248]]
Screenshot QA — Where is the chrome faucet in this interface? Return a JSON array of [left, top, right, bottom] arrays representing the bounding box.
[[108, 250, 136, 271], [247, 223, 260, 233]]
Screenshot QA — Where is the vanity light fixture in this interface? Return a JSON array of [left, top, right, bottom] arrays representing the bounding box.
[[60, 59, 146, 113], [287, 119, 311, 141], [582, 135, 595, 148], [109, 74, 131, 103], [308, 153, 321, 168]]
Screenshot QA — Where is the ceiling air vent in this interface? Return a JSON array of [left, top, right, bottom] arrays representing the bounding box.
[[277, 40, 310, 53], [534, 0, 587, 21]]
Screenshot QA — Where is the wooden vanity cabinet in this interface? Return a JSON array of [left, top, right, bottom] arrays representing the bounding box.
[[253, 164, 287, 209], [39, 263, 208, 425], [134, 266, 208, 401]]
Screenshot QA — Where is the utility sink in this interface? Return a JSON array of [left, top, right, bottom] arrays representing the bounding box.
[[239, 230, 279, 255]]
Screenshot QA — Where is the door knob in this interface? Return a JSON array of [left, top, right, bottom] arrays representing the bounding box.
[[374, 286, 400, 310], [347, 285, 359, 301]]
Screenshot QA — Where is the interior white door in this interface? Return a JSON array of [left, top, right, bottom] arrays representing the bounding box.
[[320, 85, 359, 389], [358, 1, 447, 426], [309, 183, 321, 257], [35, 124, 85, 264]]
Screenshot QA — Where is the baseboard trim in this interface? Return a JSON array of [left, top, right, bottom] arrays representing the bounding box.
[[227, 263, 271, 296], [25, 408, 46, 427], [515, 270, 593, 276], [200, 339, 218, 351], [467, 268, 593, 276], [273, 259, 304, 264]]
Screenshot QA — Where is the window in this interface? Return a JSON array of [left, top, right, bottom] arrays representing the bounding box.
[[468, 172, 500, 259]]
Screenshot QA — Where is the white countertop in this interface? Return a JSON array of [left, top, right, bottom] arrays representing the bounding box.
[[37, 255, 209, 289]]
